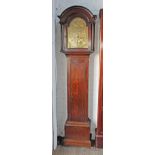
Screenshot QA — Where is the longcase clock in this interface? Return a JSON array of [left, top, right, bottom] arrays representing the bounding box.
[[58, 6, 96, 147]]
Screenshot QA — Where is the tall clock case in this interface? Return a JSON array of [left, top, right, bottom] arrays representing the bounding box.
[[58, 6, 96, 147]]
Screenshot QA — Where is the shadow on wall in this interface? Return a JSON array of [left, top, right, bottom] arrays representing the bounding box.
[[88, 15, 100, 139], [55, 19, 67, 137]]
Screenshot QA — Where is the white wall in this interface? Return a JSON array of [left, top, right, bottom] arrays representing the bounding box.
[[0, 0, 52, 154], [54, 0, 103, 139]]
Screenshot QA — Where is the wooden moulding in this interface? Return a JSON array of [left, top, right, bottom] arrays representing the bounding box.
[[95, 8, 103, 148], [95, 128, 103, 148], [64, 120, 91, 147]]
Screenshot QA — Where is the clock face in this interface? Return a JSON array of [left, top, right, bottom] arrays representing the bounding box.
[[67, 17, 88, 49]]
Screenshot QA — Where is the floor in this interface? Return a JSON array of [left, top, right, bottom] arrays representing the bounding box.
[[53, 145, 103, 155]]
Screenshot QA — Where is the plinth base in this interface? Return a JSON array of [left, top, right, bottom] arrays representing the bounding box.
[[95, 128, 103, 148], [64, 139, 91, 147], [64, 120, 91, 147]]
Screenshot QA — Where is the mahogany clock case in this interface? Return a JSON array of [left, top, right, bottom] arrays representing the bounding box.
[[58, 6, 96, 147]]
